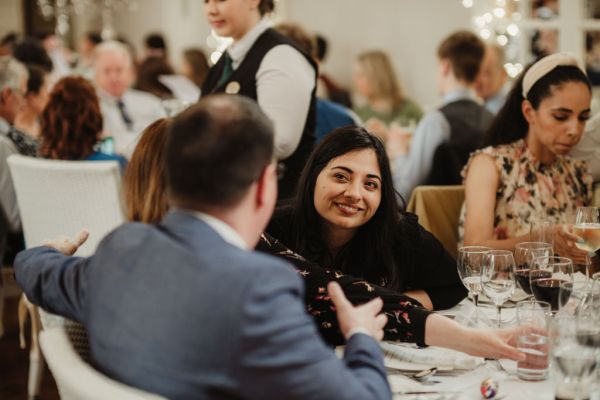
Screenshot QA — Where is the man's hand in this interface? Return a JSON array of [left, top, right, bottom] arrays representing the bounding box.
[[43, 229, 89, 256], [328, 281, 387, 341]]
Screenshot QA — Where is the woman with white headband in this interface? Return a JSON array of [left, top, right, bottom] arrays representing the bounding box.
[[459, 53, 592, 263]]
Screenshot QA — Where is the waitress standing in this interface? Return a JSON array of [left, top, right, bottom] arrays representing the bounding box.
[[202, 0, 317, 200]]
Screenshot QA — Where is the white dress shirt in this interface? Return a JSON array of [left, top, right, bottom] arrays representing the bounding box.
[[98, 88, 166, 157], [0, 117, 21, 232], [228, 17, 316, 160]]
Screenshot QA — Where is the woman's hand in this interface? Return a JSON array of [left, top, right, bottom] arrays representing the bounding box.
[[43, 229, 89, 256], [554, 224, 589, 265]]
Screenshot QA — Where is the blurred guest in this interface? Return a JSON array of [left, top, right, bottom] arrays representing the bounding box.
[[143, 33, 168, 61], [476, 44, 509, 115], [14, 65, 49, 138], [274, 22, 359, 143], [39, 76, 126, 170], [353, 50, 423, 131], [315, 34, 352, 108], [37, 32, 71, 79], [202, 0, 316, 200], [134, 56, 175, 99], [73, 31, 102, 80], [0, 32, 18, 56], [0, 57, 36, 262], [388, 31, 492, 199], [12, 38, 53, 73], [94, 40, 165, 156], [460, 54, 592, 264], [180, 48, 209, 88], [570, 112, 600, 182]]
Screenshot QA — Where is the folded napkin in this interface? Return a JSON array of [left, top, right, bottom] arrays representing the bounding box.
[[380, 341, 484, 370]]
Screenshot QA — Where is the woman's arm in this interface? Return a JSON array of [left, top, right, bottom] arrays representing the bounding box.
[[257, 233, 432, 346], [463, 153, 529, 250]]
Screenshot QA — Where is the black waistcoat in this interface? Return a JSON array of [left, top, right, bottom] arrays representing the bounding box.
[[202, 28, 317, 201], [426, 99, 493, 186]]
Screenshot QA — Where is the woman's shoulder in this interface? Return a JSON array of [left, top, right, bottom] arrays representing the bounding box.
[[266, 205, 296, 242], [462, 139, 524, 178], [398, 98, 424, 119]]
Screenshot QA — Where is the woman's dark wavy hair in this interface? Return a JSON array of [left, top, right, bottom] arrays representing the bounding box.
[[288, 126, 406, 289], [484, 64, 591, 147], [39, 76, 102, 160]]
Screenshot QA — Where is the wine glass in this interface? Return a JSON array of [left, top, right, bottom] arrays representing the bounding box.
[[482, 250, 516, 327], [514, 242, 553, 295], [558, 281, 591, 315], [530, 218, 555, 244], [574, 206, 600, 278], [457, 246, 491, 324], [530, 256, 573, 311]]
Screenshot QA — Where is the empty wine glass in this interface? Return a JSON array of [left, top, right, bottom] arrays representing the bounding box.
[[457, 246, 491, 324], [530, 256, 573, 311], [530, 218, 555, 244], [514, 242, 553, 295], [482, 250, 516, 327], [574, 206, 600, 278], [558, 281, 591, 315]]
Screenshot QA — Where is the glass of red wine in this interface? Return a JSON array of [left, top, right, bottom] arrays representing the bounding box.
[[529, 256, 573, 312], [514, 242, 553, 295]]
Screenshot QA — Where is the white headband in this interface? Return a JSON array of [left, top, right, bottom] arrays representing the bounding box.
[[522, 53, 582, 98]]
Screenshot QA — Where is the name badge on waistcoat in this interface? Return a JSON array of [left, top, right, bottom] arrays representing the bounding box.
[[225, 81, 241, 94]]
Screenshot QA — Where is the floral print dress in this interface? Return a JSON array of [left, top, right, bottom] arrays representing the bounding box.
[[458, 139, 592, 243]]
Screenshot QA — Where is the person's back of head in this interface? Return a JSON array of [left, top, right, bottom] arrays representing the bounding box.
[[144, 33, 167, 59], [12, 38, 53, 73], [274, 22, 316, 59], [39, 76, 103, 160], [134, 56, 174, 99], [166, 94, 275, 221], [0, 56, 28, 124], [437, 30, 485, 85], [181, 48, 209, 88]]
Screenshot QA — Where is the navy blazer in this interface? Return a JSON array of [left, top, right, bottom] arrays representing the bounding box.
[[15, 211, 391, 400]]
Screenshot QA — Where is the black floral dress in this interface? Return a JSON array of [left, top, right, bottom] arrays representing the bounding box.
[[256, 233, 434, 346]]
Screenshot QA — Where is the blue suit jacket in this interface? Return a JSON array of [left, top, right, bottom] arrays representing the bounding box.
[[15, 211, 391, 400]]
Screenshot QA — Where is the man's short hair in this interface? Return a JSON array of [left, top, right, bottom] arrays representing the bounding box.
[[0, 56, 27, 92], [94, 40, 132, 66], [145, 33, 166, 50], [437, 30, 485, 83], [166, 95, 274, 209]]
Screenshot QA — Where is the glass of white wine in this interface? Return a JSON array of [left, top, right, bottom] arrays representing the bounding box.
[[457, 246, 491, 324], [574, 206, 600, 278], [482, 250, 516, 327]]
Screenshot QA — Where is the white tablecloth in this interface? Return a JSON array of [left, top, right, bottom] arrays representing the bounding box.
[[388, 300, 599, 400]]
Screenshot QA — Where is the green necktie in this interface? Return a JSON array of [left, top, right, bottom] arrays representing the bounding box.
[[217, 52, 233, 87]]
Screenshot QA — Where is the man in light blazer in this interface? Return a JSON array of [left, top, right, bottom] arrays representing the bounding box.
[[15, 94, 392, 399]]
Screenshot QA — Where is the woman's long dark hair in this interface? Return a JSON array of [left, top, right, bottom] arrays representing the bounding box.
[[288, 126, 406, 289], [484, 64, 591, 147]]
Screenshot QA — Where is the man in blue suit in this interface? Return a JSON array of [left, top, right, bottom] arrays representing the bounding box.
[[15, 95, 392, 399]]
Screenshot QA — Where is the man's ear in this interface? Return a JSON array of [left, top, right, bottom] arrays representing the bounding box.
[[254, 163, 277, 208], [439, 58, 451, 77]]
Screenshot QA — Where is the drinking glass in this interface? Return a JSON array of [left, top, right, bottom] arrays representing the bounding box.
[[482, 250, 516, 327], [514, 242, 553, 295], [457, 246, 490, 323], [530, 218, 555, 244], [576, 279, 600, 397], [530, 256, 573, 311], [516, 300, 551, 381], [551, 315, 598, 400], [558, 281, 591, 315], [574, 206, 600, 278]]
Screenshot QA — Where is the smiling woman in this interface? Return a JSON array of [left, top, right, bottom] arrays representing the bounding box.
[[267, 126, 467, 313], [459, 53, 593, 262]]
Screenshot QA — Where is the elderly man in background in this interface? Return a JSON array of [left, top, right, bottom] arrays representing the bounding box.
[[476, 44, 510, 115], [0, 56, 36, 336], [94, 40, 165, 156]]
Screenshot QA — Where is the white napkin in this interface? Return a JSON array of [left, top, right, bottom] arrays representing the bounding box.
[[380, 341, 484, 370]]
